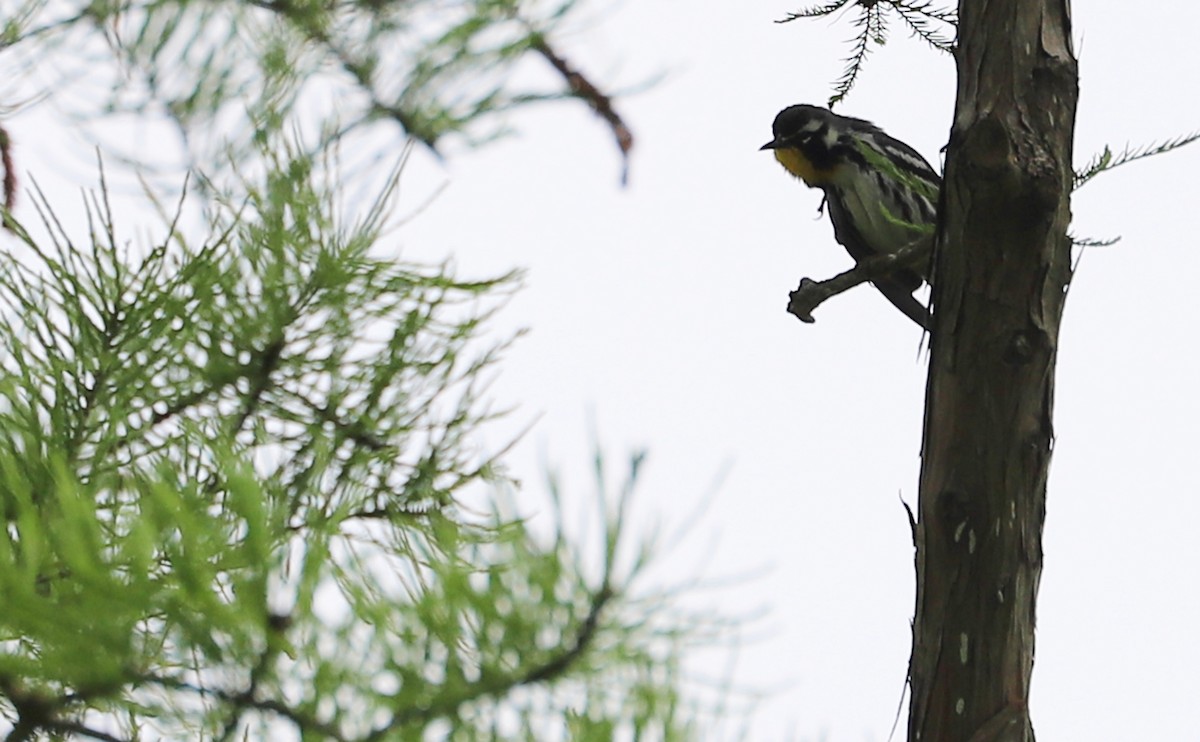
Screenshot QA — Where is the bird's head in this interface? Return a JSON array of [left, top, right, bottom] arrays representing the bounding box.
[[760, 104, 846, 188]]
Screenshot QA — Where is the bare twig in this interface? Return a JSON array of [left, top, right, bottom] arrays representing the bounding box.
[[786, 234, 932, 323], [0, 123, 15, 229], [529, 35, 634, 185]]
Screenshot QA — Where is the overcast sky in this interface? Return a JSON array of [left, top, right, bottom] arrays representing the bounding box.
[[12, 1, 1200, 739]]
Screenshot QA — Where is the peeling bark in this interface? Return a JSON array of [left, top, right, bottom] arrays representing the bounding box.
[[907, 2, 1078, 741]]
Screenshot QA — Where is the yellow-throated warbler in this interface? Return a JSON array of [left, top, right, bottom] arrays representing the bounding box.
[[761, 104, 939, 329]]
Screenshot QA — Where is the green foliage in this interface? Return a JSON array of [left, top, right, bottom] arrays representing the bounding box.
[[776, 0, 956, 107], [0, 142, 702, 739], [0, 1, 713, 737]]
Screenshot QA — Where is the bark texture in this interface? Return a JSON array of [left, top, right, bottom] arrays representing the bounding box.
[[908, 2, 1078, 741]]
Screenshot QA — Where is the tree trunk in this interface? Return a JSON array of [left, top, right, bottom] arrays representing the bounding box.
[[907, 2, 1078, 740]]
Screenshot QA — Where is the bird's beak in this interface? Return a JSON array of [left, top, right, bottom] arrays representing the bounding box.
[[759, 139, 780, 151]]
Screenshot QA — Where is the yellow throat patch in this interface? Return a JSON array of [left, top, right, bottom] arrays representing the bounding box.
[[773, 147, 839, 187]]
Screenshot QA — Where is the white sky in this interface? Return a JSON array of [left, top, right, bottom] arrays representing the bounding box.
[[8, 1, 1200, 740]]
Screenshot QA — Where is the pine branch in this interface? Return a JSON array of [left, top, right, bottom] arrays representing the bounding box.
[[775, 0, 855, 23], [775, 0, 957, 106], [829, 4, 885, 108], [1069, 234, 1120, 248], [1074, 132, 1200, 190], [893, 0, 956, 52]]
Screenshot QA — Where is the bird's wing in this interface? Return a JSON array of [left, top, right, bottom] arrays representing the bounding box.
[[823, 188, 929, 328]]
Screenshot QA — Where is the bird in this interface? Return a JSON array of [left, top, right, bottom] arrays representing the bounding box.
[[761, 104, 940, 329]]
